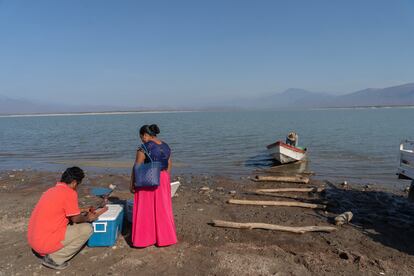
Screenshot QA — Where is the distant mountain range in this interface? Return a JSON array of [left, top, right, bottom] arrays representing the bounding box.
[[220, 82, 414, 109], [1, 83, 414, 114], [0, 95, 61, 114], [0, 95, 157, 115], [329, 83, 414, 107]]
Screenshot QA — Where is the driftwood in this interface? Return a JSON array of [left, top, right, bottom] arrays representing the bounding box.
[[251, 192, 300, 199], [334, 212, 353, 226], [227, 199, 326, 209], [254, 187, 324, 193], [252, 175, 310, 184], [250, 192, 327, 204], [211, 220, 336, 233]]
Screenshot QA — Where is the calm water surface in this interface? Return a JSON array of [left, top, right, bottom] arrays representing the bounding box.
[[1, 109, 413, 187]]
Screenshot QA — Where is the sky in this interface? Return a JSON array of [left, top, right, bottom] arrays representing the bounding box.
[[0, 0, 413, 107]]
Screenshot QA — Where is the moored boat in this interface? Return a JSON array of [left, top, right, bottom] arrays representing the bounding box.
[[398, 140, 414, 180], [267, 141, 307, 164]]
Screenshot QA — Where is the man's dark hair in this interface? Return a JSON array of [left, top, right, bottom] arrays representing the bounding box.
[[61, 167, 85, 184]]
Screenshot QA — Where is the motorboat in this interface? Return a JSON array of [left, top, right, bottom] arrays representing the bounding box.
[[267, 133, 307, 164], [398, 140, 414, 180]]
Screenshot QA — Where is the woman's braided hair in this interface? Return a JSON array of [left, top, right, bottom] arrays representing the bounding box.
[[139, 124, 160, 137]]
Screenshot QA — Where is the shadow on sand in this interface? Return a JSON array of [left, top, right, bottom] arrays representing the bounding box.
[[104, 197, 134, 247], [322, 183, 414, 255], [247, 154, 414, 255]]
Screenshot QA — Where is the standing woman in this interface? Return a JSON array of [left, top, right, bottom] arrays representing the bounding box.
[[129, 124, 177, 247]]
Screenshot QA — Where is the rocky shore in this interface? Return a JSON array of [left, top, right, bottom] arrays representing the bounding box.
[[1, 169, 414, 275]]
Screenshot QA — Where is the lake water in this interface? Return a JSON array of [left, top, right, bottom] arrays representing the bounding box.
[[1, 108, 413, 187]]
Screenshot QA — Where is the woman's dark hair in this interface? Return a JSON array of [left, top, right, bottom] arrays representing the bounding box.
[[139, 124, 160, 137], [61, 167, 85, 184]]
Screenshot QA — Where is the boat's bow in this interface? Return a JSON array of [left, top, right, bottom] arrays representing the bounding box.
[[267, 141, 307, 164]]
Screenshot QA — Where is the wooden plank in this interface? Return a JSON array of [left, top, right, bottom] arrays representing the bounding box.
[[211, 220, 336, 233], [254, 187, 324, 193], [251, 175, 310, 184], [227, 199, 326, 209]]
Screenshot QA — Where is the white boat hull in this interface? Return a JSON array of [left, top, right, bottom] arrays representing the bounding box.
[[398, 140, 414, 180], [267, 141, 307, 164]]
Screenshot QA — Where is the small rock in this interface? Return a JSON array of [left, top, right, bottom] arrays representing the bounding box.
[[200, 186, 210, 192], [9, 175, 15, 178], [338, 251, 349, 260], [216, 187, 224, 192], [341, 181, 347, 186], [197, 208, 204, 212], [229, 190, 236, 195], [112, 246, 117, 250]]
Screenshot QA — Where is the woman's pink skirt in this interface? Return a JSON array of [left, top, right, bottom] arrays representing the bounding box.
[[132, 171, 177, 247]]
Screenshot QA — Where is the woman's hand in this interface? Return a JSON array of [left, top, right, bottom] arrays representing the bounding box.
[[87, 206, 108, 222], [167, 157, 172, 174], [129, 185, 135, 194]]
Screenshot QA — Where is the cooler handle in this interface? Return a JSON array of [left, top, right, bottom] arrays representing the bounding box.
[[93, 222, 107, 233]]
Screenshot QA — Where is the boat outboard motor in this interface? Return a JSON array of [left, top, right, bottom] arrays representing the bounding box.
[[286, 132, 298, 147], [408, 180, 414, 202]]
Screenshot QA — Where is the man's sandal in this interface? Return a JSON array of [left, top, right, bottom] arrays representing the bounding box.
[[41, 255, 69, 270]]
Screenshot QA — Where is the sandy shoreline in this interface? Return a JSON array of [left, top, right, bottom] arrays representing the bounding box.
[[1, 169, 414, 275]]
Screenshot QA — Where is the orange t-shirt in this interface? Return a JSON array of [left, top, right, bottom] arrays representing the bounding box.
[[27, 182, 80, 255]]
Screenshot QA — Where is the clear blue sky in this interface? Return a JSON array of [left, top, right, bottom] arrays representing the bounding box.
[[0, 0, 413, 107]]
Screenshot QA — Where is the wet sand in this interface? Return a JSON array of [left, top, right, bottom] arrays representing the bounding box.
[[1, 169, 414, 275]]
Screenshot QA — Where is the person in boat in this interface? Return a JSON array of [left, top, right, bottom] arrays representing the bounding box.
[[286, 132, 299, 147], [27, 167, 100, 270], [129, 124, 177, 247]]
